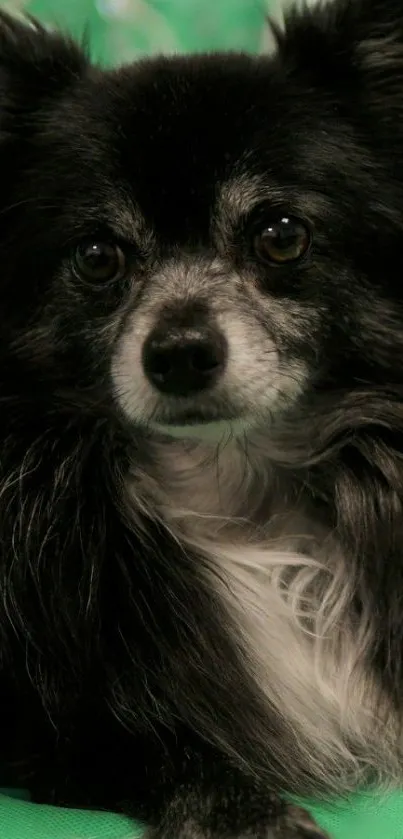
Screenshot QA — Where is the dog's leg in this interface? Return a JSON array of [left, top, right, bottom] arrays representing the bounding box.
[[147, 782, 329, 839]]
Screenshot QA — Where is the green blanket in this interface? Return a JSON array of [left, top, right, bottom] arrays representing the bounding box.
[[2, 790, 403, 839]]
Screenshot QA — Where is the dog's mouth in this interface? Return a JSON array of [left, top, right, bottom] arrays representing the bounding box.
[[149, 406, 251, 440], [162, 408, 234, 426]]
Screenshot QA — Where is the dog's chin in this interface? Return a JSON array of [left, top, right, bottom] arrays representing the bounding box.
[[150, 416, 252, 442]]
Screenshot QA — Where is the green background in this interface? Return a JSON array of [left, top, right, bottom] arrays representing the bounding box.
[[0, 0, 279, 64]]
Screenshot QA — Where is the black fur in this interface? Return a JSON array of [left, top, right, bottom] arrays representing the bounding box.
[[1, 2, 403, 837]]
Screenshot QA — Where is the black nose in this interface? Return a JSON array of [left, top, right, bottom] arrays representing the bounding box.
[[142, 324, 227, 396]]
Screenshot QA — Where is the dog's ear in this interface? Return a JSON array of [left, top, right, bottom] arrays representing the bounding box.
[[275, 0, 403, 99], [0, 12, 88, 114]]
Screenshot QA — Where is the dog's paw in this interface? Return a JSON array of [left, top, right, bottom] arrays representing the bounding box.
[[270, 804, 330, 838], [145, 805, 330, 839]]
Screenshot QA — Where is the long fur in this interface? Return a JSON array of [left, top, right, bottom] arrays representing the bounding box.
[[2, 2, 403, 837]]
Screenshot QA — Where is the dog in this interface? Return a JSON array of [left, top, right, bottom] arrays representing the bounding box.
[[1, 0, 403, 835]]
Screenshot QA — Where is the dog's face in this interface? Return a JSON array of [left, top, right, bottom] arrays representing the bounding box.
[[2, 7, 403, 442]]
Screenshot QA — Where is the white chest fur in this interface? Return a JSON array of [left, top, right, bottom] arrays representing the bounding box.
[[128, 433, 401, 791]]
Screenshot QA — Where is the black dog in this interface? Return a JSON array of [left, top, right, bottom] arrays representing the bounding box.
[[1, 1, 403, 836]]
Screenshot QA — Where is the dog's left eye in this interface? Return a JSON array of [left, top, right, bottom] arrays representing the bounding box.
[[72, 241, 127, 284], [253, 216, 311, 265]]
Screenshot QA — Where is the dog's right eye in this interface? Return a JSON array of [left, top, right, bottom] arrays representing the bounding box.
[[251, 216, 311, 266], [72, 241, 126, 285]]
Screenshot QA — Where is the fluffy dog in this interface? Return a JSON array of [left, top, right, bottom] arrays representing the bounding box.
[[0, 1, 402, 836]]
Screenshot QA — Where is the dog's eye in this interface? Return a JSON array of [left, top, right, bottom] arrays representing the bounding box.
[[253, 217, 311, 265], [72, 241, 126, 284]]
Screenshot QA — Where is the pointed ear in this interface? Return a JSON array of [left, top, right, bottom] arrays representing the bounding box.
[[0, 11, 88, 113], [275, 0, 403, 98]]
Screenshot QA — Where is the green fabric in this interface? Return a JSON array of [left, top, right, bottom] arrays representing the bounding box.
[[2, 790, 403, 838], [299, 793, 403, 838], [0, 792, 144, 838]]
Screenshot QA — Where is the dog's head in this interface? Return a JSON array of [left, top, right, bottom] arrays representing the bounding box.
[[1, 3, 403, 444]]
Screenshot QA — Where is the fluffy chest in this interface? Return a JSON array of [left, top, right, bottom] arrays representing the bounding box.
[[128, 435, 401, 790]]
